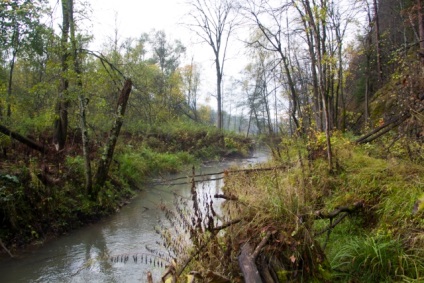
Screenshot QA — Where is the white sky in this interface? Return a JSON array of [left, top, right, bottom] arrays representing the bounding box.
[[47, 0, 246, 108]]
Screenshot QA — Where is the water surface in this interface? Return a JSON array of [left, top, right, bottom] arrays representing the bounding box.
[[0, 151, 269, 282]]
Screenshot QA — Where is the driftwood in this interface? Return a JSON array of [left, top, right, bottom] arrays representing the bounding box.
[[0, 124, 45, 153]]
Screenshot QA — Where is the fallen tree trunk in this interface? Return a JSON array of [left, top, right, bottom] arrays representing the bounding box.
[[355, 113, 410, 144], [238, 243, 263, 283], [0, 124, 45, 153]]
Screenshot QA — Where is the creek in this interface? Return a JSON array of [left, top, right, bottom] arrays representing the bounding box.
[[0, 150, 269, 283]]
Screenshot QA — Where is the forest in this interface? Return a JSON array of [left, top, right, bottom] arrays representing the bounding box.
[[0, 0, 423, 282]]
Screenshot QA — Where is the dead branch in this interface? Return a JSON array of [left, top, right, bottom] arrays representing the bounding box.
[[155, 165, 290, 185], [212, 218, 243, 231], [314, 201, 364, 219], [205, 270, 231, 282], [316, 213, 350, 238], [0, 124, 45, 153], [95, 79, 132, 190], [314, 201, 364, 239], [252, 231, 272, 260], [214, 193, 238, 201], [0, 238, 13, 258]]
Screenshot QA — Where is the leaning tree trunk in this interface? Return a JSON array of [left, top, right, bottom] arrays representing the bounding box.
[[94, 79, 132, 195], [0, 124, 45, 153]]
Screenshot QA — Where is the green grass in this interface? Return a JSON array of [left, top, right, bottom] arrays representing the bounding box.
[[331, 234, 424, 282]]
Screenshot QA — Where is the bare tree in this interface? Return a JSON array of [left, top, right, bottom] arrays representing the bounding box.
[[181, 58, 201, 121], [243, 0, 301, 133], [294, 0, 335, 170], [186, 0, 238, 130]]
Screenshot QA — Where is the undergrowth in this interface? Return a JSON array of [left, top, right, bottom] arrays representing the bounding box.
[[157, 131, 424, 282], [0, 120, 253, 253]]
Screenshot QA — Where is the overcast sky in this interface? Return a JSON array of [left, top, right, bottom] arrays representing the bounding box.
[[47, 0, 245, 107]]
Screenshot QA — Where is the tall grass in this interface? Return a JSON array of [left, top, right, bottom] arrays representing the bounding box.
[[331, 234, 424, 282]]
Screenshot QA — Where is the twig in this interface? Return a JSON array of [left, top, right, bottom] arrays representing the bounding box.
[[0, 238, 13, 258], [315, 213, 349, 237]]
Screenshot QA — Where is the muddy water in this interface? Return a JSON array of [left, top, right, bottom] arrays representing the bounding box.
[[0, 151, 269, 283]]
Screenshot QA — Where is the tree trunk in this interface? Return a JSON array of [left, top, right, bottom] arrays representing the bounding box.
[[216, 58, 223, 130], [94, 79, 132, 194], [53, 0, 71, 151], [418, 0, 424, 64], [68, 0, 92, 195], [7, 48, 17, 118], [373, 0, 383, 82]]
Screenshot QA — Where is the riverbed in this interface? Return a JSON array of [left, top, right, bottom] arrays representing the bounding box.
[[0, 151, 269, 283]]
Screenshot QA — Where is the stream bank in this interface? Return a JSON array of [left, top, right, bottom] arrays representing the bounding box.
[[0, 150, 269, 282]]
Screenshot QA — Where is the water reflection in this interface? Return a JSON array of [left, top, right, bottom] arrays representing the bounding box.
[[0, 150, 269, 282]]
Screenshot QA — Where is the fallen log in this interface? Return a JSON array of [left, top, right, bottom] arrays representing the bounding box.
[[238, 243, 263, 283], [0, 124, 45, 153]]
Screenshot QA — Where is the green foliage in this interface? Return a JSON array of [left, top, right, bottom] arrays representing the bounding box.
[[117, 146, 195, 183], [224, 134, 252, 157], [65, 155, 85, 178], [331, 234, 424, 282]]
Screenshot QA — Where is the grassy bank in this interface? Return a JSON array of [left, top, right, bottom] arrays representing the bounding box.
[[0, 122, 253, 253], [159, 132, 424, 282]]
